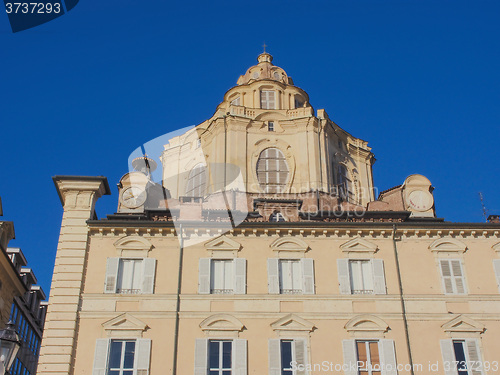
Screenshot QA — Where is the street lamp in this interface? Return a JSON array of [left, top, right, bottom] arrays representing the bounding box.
[[0, 321, 21, 375]]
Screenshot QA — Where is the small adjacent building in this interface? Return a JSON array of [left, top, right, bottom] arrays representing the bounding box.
[[0, 199, 48, 375], [7, 248, 48, 375], [0, 199, 26, 329]]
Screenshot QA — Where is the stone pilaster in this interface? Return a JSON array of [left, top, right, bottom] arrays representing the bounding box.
[[37, 176, 110, 375]]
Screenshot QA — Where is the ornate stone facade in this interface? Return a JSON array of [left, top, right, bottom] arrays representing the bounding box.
[[38, 54, 500, 375]]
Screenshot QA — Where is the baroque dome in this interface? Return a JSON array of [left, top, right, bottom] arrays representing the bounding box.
[[236, 52, 294, 86]]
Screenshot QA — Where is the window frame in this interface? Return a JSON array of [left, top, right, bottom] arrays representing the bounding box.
[[185, 163, 207, 197], [439, 259, 467, 295], [199, 258, 246, 295], [268, 121, 275, 132], [279, 259, 302, 295], [280, 340, 294, 375], [208, 339, 233, 375], [107, 339, 136, 375], [230, 96, 240, 106], [256, 147, 289, 193], [116, 258, 144, 295], [260, 90, 276, 109], [349, 259, 374, 295], [355, 340, 381, 375], [210, 259, 235, 295], [337, 164, 352, 202]]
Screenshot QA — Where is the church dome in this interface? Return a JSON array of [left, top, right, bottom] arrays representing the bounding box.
[[236, 52, 294, 86]]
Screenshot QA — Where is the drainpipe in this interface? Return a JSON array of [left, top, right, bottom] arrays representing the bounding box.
[[172, 224, 184, 375], [392, 224, 415, 375], [224, 114, 227, 190]]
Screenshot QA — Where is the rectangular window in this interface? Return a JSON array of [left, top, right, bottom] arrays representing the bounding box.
[[209, 340, 232, 375], [107, 340, 136, 375], [268, 121, 275, 132], [268, 339, 307, 374], [356, 341, 381, 375], [210, 260, 234, 294], [349, 260, 374, 294], [279, 260, 302, 294], [261, 90, 276, 109], [230, 97, 240, 106], [117, 259, 143, 294], [280, 340, 293, 375], [440, 259, 467, 294], [453, 341, 469, 375]]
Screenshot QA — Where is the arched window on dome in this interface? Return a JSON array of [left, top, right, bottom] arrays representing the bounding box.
[[337, 164, 352, 202], [185, 164, 207, 197], [294, 95, 305, 108], [256, 148, 289, 193]]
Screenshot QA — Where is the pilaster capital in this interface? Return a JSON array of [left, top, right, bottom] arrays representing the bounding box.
[[53, 175, 111, 209]]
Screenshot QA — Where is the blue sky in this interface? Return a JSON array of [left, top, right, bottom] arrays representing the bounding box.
[[1, 0, 499, 294]]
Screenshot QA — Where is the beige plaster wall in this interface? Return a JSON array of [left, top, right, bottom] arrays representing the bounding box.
[[65, 227, 500, 375]]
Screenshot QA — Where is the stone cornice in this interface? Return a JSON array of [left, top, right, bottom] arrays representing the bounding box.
[[88, 220, 500, 240]]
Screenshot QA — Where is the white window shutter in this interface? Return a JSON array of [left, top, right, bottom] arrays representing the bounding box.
[[493, 260, 500, 292], [301, 259, 315, 295], [194, 339, 208, 375], [135, 339, 151, 375], [234, 258, 247, 295], [440, 339, 457, 375], [142, 258, 156, 294], [337, 259, 351, 294], [440, 260, 455, 294], [268, 258, 280, 294], [379, 340, 397, 375], [465, 339, 484, 375], [233, 339, 247, 375], [104, 258, 119, 293], [198, 258, 211, 294], [268, 339, 281, 375], [342, 339, 357, 375], [294, 339, 308, 375], [92, 339, 109, 375], [451, 260, 466, 294], [372, 259, 387, 295]]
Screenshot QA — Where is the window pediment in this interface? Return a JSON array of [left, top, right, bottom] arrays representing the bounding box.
[[270, 237, 309, 254], [429, 238, 467, 253], [271, 314, 315, 333], [340, 237, 378, 254], [200, 314, 244, 338], [204, 236, 241, 258], [205, 236, 241, 251], [114, 236, 153, 257], [102, 313, 148, 337], [345, 315, 389, 337], [441, 315, 485, 336]]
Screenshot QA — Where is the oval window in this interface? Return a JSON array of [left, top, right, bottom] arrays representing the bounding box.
[[256, 148, 289, 193]]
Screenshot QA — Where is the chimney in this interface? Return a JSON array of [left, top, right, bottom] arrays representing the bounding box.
[[487, 214, 500, 223]]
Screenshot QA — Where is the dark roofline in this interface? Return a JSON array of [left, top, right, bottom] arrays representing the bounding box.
[[87, 219, 500, 230]]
